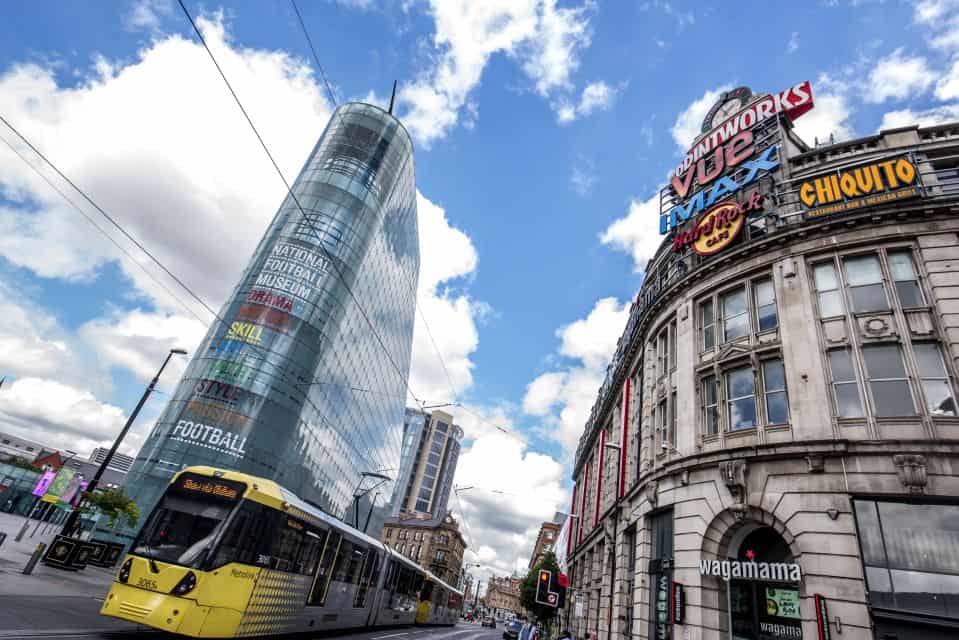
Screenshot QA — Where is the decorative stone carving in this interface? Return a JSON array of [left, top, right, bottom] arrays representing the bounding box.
[[821, 318, 848, 345], [645, 480, 659, 507], [864, 317, 889, 335], [894, 454, 928, 494], [858, 313, 896, 339], [806, 454, 825, 473], [719, 460, 748, 521], [781, 258, 797, 279]]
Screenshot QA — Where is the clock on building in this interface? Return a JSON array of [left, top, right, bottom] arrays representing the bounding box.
[[701, 87, 753, 133]]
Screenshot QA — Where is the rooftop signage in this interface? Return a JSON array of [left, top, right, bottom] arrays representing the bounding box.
[[660, 81, 815, 235], [800, 155, 922, 218], [672, 192, 764, 255]]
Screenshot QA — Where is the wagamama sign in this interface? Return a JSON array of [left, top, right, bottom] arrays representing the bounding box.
[[699, 558, 802, 583]]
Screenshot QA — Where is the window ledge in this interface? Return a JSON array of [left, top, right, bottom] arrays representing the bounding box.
[[764, 423, 791, 432]]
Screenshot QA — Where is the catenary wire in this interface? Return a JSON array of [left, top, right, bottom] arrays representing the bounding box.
[[176, 0, 425, 408], [289, 0, 338, 108], [0, 132, 209, 326]]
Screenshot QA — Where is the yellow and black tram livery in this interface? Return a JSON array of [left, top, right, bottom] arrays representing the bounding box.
[[101, 466, 463, 637]]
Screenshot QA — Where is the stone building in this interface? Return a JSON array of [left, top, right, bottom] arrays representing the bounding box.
[[486, 575, 523, 618], [381, 511, 467, 587], [566, 84, 959, 640], [529, 521, 562, 568]]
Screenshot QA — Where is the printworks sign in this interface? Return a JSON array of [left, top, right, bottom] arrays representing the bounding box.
[[799, 155, 922, 218]]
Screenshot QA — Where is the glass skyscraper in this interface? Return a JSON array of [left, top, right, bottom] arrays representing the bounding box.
[[394, 408, 463, 518], [119, 102, 418, 538]]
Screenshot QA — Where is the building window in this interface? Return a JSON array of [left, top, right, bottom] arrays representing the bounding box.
[[762, 359, 789, 424], [854, 499, 959, 622], [813, 262, 844, 317], [916, 343, 958, 416], [703, 375, 719, 435], [828, 348, 864, 418], [657, 397, 668, 448], [754, 278, 778, 331], [722, 287, 749, 342], [385, 528, 392, 538], [726, 367, 756, 430], [862, 344, 916, 417], [888, 251, 924, 307], [702, 300, 716, 349]]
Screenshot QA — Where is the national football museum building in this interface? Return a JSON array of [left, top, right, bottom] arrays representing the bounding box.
[[566, 83, 959, 640], [119, 102, 419, 538]]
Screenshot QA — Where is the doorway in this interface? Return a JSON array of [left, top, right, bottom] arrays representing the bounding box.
[[728, 527, 802, 640]]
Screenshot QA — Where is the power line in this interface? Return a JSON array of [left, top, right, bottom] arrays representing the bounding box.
[[176, 0, 424, 409], [0, 114, 221, 324], [0, 133, 210, 327], [289, 0, 338, 108]]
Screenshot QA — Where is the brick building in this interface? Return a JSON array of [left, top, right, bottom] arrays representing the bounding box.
[[528, 521, 561, 568], [381, 511, 467, 587]]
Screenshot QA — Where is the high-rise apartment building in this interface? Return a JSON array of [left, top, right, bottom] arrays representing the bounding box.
[[119, 102, 419, 538], [88, 447, 134, 473], [395, 408, 463, 517]]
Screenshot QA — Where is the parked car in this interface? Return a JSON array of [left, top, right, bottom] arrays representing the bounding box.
[[503, 619, 523, 640], [482, 617, 496, 628]]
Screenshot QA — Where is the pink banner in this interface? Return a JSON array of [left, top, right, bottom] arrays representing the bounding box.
[[31, 470, 56, 497]]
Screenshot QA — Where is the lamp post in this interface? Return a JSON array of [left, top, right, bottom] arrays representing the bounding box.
[[60, 348, 187, 537], [352, 471, 391, 533]]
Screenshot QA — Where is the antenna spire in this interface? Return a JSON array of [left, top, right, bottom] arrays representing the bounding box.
[[388, 80, 398, 114]]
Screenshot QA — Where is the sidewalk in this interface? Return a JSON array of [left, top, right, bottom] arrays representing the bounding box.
[[0, 511, 145, 635]]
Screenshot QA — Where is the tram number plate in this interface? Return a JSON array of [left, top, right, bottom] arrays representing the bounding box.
[[137, 577, 159, 591]]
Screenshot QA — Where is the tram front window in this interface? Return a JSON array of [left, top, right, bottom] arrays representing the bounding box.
[[132, 494, 233, 567]]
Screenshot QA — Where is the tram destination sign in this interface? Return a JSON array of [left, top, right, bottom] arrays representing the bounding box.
[[699, 558, 801, 583]]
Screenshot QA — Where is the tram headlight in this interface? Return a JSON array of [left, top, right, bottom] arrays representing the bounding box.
[[170, 571, 197, 596], [118, 558, 133, 584]]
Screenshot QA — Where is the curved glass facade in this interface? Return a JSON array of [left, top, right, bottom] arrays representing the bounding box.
[[120, 103, 418, 538]]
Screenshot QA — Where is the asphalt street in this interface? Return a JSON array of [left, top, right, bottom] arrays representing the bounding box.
[[0, 593, 500, 640]]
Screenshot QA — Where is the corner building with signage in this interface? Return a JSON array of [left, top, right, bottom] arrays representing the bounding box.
[[119, 102, 419, 539], [565, 85, 959, 640]]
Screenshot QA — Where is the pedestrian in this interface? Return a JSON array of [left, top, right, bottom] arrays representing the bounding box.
[[519, 618, 531, 640]]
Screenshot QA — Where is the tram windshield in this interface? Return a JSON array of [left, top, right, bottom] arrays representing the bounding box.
[[131, 473, 245, 567]]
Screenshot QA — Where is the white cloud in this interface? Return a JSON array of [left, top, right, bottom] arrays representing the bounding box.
[[879, 104, 959, 129], [864, 49, 936, 103], [557, 80, 622, 124], [791, 92, 855, 145], [914, 0, 959, 51], [451, 431, 568, 578], [0, 377, 127, 456], [600, 193, 664, 273], [570, 158, 597, 196], [522, 297, 630, 457], [127, 0, 172, 31], [640, 0, 694, 31], [936, 59, 959, 101], [670, 84, 732, 150], [398, 0, 597, 146], [788, 32, 800, 54]]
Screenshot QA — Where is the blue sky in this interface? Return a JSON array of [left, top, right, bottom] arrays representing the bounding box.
[[1, 0, 958, 574]]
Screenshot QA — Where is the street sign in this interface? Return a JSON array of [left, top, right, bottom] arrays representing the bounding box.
[[547, 593, 557, 605]]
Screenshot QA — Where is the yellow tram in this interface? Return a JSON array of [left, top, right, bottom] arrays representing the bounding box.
[[101, 466, 462, 637]]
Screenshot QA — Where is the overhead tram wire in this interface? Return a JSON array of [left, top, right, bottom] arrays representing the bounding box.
[[0, 133, 208, 326], [0, 114, 422, 434], [176, 0, 426, 409], [289, 0, 338, 108], [0, 114, 221, 324]]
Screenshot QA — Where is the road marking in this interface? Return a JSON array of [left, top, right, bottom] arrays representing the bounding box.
[[372, 633, 409, 639]]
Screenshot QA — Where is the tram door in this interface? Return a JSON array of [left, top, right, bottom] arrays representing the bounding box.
[[728, 527, 802, 640]]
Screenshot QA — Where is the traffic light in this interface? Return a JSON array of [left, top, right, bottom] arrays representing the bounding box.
[[535, 570, 552, 606]]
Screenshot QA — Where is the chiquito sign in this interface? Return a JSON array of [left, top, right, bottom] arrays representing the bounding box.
[[660, 81, 815, 234]]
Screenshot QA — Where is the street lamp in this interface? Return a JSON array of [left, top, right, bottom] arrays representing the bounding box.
[[352, 470, 392, 533], [60, 348, 187, 536]]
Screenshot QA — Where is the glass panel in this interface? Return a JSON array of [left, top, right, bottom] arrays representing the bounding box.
[[132, 495, 232, 567], [757, 303, 778, 331], [830, 349, 857, 383], [923, 380, 958, 416], [863, 344, 908, 380], [763, 360, 786, 392], [704, 325, 715, 350], [835, 383, 864, 418], [705, 407, 719, 434], [890, 569, 959, 618], [724, 313, 749, 341], [878, 502, 959, 574], [728, 368, 754, 399], [850, 283, 889, 312], [766, 391, 788, 424], [871, 380, 916, 416], [755, 279, 775, 306], [845, 255, 883, 286], [813, 263, 838, 291], [854, 501, 886, 565], [702, 300, 714, 324], [915, 343, 948, 378], [888, 251, 917, 281], [864, 566, 896, 609], [722, 288, 747, 318], [729, 397, 756, 429], [896, 281, 924, 307], [818, 290, 843, 316], [704, 376, 717, 404]]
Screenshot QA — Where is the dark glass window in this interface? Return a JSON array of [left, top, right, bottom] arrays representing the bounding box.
[[722, 288, 749, 341], [862, 344, 916, 417], [829, 349, 864, 418], [814, 262, 843, 317], [754, 278, 778, 331], [888, 251, 924, 308], [702, 300, 716, 350], [762, 359, 789, 424], [727, 367, 756, 430], [844, 255, 889, 313], [648, 510, 674, 640], [915, 343, 958, 416], [855, 499, 959, 619], [308, 531, 341, 606], [703, 375, 719, 435], [131, 494, 232, 568]]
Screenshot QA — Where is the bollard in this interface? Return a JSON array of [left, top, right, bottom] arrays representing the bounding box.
[[22, 542, 46, 575], [0, 531, 6, 549]]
